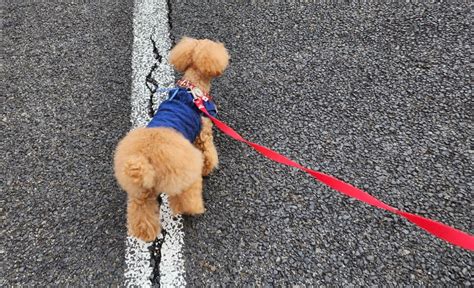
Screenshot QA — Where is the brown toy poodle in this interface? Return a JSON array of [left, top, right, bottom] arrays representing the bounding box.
[[114, 37, 230, 241]]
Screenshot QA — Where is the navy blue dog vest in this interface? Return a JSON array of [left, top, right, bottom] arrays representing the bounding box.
[[147, 88, 217, 142]]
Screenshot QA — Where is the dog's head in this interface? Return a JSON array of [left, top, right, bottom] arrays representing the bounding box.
[[169, 37, 229, 78]]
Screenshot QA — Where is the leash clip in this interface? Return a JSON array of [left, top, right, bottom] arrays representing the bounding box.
[[190, 87, 209, 102], [193, 97, 205, 110]]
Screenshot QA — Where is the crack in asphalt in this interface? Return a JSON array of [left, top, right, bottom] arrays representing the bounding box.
[[149, 228, 167, 287], [166, 0, 175, 45], [150, 34, 163, 63], [145, 61, 158, 118], [144, 36, 167, 287]]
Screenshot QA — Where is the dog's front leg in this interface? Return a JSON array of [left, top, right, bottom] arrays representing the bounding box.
[[194, 117, 218, 176], [126, 189, 160, 242]]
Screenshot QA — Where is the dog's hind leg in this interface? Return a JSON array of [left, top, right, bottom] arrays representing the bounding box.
[[168, 177, 205, 215], [127, 188, 160, 242], [194, 117, 218, 176]]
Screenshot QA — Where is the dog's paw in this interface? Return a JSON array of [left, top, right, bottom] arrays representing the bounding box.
[[128, 217, 160, 242], [169, 196, 206, 216], [202, 152, 218, 177], [183, 204, 206, 216], [202, 165, 215, 177], [168, 197, 183, 215]]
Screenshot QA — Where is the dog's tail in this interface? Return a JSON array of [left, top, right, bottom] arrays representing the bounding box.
[[121, 154, 156, 190]]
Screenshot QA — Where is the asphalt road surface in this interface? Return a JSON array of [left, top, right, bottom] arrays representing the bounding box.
[[3, 1, 133, 285], [3, 1, 472, 286], [169, 1, 472, 286]]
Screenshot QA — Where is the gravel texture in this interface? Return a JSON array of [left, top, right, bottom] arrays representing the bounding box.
[[2, 1, 133, 285], [169, 2, 473, 286]]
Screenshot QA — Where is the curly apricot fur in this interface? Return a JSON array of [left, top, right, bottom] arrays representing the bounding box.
[[114, 37, 229, 241]]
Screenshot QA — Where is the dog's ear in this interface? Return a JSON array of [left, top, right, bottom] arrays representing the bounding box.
[[192, 39, 229, 77], [169, 37, 198, 72]]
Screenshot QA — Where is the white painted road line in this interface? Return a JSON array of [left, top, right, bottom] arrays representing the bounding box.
[[126, 0, 185, 286]]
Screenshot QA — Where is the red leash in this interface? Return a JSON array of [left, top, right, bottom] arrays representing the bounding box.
[[193, 97, 474, 251]]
